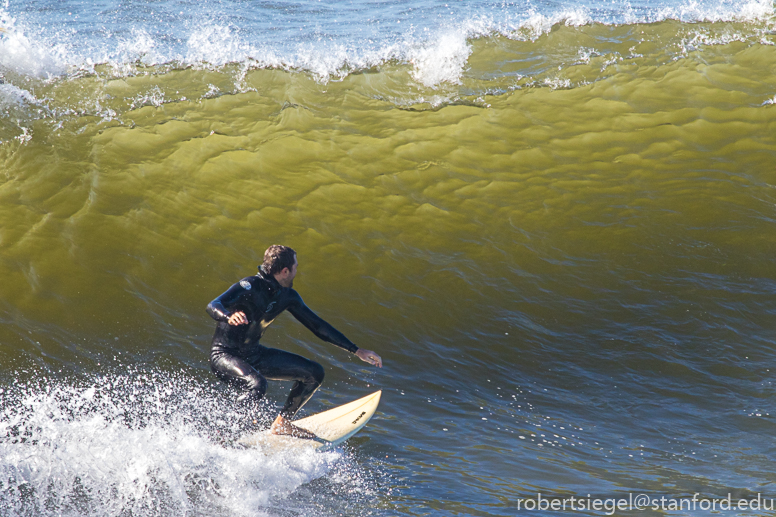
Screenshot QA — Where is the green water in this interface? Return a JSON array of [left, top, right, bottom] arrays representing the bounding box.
[[1, 24, 776, 516]]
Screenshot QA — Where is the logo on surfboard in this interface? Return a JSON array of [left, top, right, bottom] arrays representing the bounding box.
[[352, 411, 366, 425]]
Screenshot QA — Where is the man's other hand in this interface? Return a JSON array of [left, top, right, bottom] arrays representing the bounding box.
[[356, 349, 383, 367], [227, 311, 249, 325]]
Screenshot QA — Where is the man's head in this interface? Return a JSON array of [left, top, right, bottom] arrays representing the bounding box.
[[261, 245, 298, 288]]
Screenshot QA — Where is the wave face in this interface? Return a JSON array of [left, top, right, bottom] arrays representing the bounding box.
[[1, 1, 776, 517]]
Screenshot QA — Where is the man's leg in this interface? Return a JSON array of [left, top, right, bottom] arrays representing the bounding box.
[[254, 347, 324, 437], [210, 348, 268, 406]]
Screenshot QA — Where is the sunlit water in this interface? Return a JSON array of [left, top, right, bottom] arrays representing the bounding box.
[[1, 0, 776, 515]]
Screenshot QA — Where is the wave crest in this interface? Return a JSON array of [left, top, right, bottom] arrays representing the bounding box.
[[1, 0, 773, 86]]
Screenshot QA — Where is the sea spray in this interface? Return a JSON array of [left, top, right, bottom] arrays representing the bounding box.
[[0, 367, 373, 517]]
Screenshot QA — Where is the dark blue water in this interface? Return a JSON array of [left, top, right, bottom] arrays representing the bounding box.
[[1, 1, 775, 516]]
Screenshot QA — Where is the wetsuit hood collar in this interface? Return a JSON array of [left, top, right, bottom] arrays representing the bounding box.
[[257, 268, 283, 293]]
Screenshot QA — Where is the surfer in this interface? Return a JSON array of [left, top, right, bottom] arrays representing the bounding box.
[[206, 244, 382, 439]]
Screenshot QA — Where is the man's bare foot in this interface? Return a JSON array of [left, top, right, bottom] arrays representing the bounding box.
[[270, 415, 318, 440]]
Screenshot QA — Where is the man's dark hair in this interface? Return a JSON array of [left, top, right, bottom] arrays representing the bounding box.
[[261, 245, 297, 276]]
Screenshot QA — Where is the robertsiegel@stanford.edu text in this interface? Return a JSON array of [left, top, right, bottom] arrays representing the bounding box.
[[515, 493, 775, 514]]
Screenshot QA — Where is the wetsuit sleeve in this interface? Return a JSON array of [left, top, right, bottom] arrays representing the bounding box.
[[206, 281, 248, 322], [287, 293, 359, 354]]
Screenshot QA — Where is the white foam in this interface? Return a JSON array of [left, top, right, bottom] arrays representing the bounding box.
[[0, 26, 66, 78], [675, 0, 774, 22], [115, 28, 163, 67], [290, 41, 353, 82], [0, 82, 37, 107], [543, 76, 573, 90], [0, 0, 773, 88], [128, 86, 168, 110], [186, 24, 258, 67], [409, 31, 472, 87], [506, 8, 594, 41], [645, 0, 769, 24], [0, 372, 356, 516]]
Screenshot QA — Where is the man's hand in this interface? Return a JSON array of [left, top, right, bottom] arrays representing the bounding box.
[[356, 348, 382, 368], [227, 311, 249, 325]]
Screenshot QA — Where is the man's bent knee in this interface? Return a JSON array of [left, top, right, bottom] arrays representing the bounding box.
[[309, 361, 324, 386]]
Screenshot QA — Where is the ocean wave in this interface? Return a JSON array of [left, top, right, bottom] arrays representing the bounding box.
[[0, 0, 773, 87]]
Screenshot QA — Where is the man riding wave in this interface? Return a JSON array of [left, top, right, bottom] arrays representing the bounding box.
[[206, 245, 382, 438]]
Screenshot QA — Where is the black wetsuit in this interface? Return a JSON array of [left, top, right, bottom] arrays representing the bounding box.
[[206, 269, 359, 418]]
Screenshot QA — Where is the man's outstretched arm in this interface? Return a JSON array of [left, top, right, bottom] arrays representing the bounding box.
[[288, 296, 382, 367]]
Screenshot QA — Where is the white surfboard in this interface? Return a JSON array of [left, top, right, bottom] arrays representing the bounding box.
[[239, 390, 381, 451]]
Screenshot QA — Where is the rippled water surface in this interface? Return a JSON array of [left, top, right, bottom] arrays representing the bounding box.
[[1, 0, 776, 515]]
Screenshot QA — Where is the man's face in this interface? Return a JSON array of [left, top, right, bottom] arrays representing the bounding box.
[[277, 255, 298, 288]]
